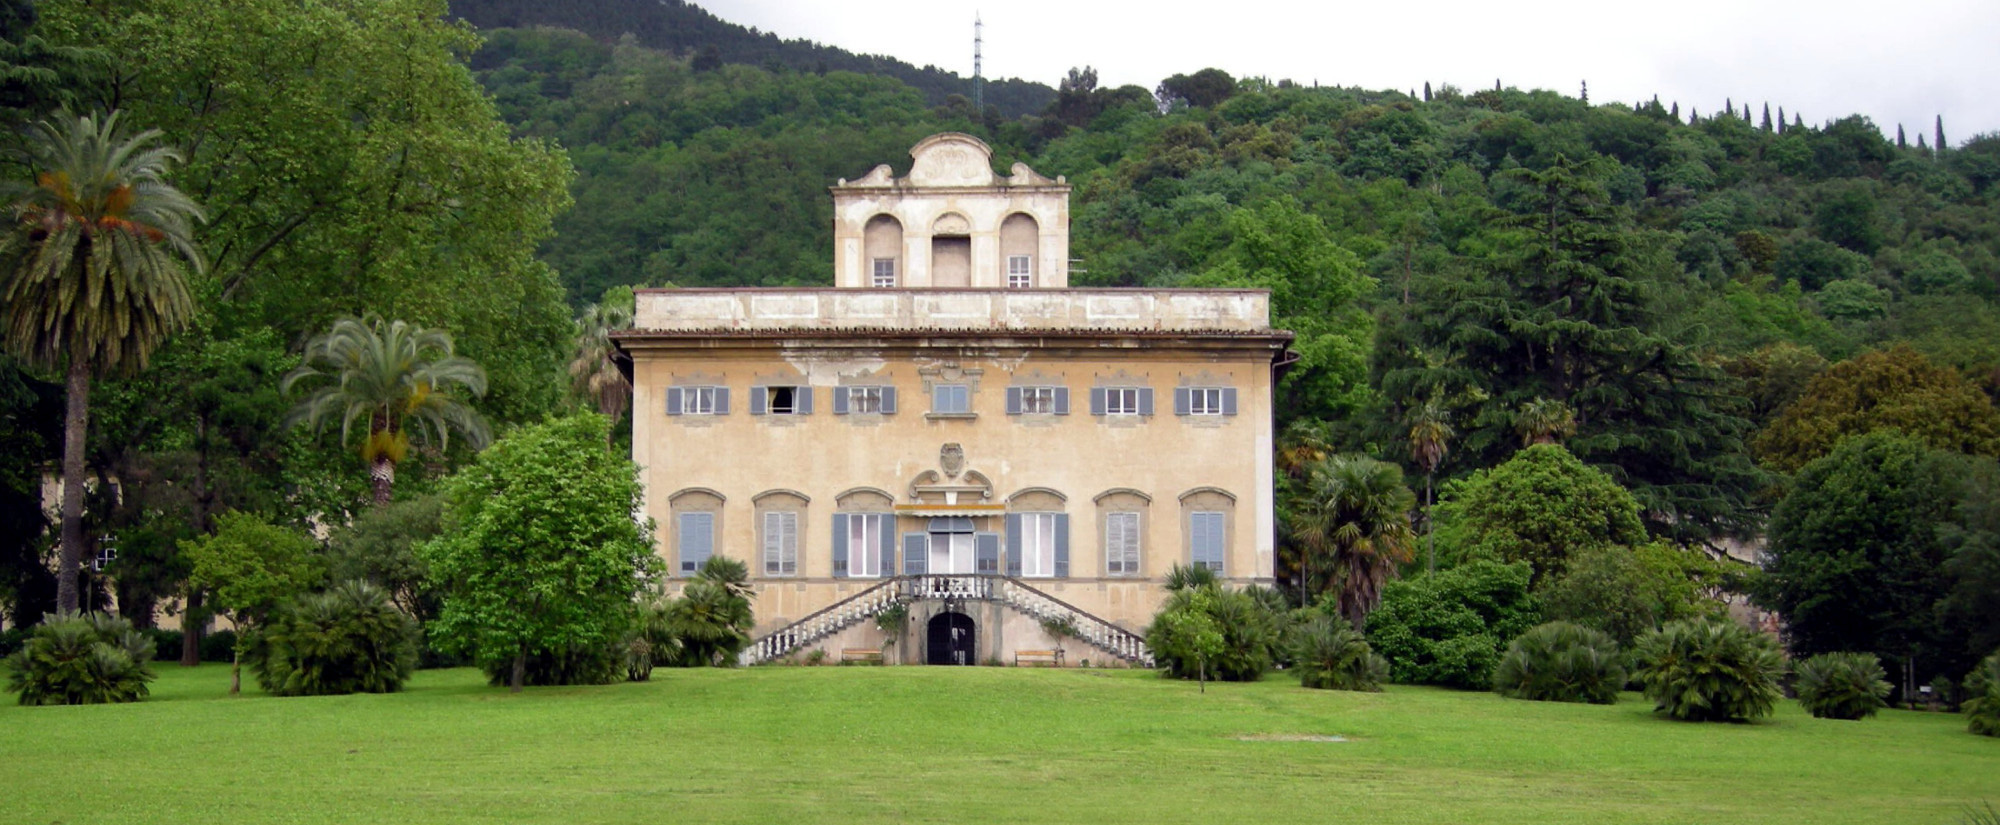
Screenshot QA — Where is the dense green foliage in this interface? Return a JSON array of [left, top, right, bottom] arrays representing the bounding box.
[[1965, 651, 2000, 737], [1633, 619, 1786, 722], [3, 612, 154, 704], [1491, 621, 1626, 704], [1365, 560, 1540, 689], [1292, 614, 1387, 691], [1146, 583, 1280, 683], [1753, 344, 2000, 472], [662, 556, 753, 668], [325, 494, 445, 622], [422, 414, 653, 689], [1792, 652, 1892, 720], [1536, 543, 1732, 645], [1432, 445, 1647, 582], [248, 581, 418, 696], [1286, 454, 1415, 627], [1756, 431, 1997, 684]]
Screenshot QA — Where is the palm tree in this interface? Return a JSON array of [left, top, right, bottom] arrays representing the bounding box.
[[282, 316, 490, 506], [1515, 397, 1576, 446], [668, 556, 754, 666], [0, 111, 204, 613], [1405, 396, 1454, 574], [1288, 455, 1417, 630], [567, 302, 631, 444]]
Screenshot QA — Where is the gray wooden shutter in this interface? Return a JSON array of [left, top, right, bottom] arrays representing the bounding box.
[[1054, 513, 1070, 578], [1090, 387, 1107, 415], [1138, 387, 1155, 416], [750, 386, 768, 415], [1222, 387, 1238, 416], [1174, 387, 1191, 416], [1005, 386, 1023, 415], [902, 533, 927, 575], [831, 513, 849, 578], [666, 387, 683, 415], [1005, 513, 1023, 577], [880, 386, 897, 414], [714, 387, 730, 414], [880, 520, 897, 576], [679, 512, 712, 575], [1054, 387, 1070, 415], [797, 386, 813, 415], [833, 387, 850, 415], [975, 532, 1000, 574]]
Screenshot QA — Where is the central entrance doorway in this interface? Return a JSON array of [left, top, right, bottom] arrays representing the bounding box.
[[927, 612, 976, 665]]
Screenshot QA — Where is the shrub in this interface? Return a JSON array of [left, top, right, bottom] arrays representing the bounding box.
[[1965, 651, 2000, 737], [4, 613, 156, 705], [1492, 621, 1626, 704], [480, 645, 623, 687], [1632, 619, 1784, 722], [1293, 616, 1386, 692], [623, 591, 679, 682], [664, 557, 755, 667], [1, 626, 33, 658], [1792, 652, 1891, 720], [1365, 560, 1540, 689], [247, 581, 419, 696], [1146, 584, 1280, 682], [1536, 543, 1732, 646]]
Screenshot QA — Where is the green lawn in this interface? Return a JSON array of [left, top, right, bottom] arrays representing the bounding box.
[[1, 664, 1993, 824]]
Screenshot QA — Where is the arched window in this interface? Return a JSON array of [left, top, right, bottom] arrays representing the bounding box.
[[1179, 487, 1238, 575], [1093, 488, 1153, 577], [834, 488, 895, 578], [864, 215, 902, 288], [753, 490, 809, 578], [1000, 212, 1039, 288], [668, 488, 725, 577], [1006, 488, 1069, 578]]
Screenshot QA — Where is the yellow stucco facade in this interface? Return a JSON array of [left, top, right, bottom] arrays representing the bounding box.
[[616, 135, 1291, 666]]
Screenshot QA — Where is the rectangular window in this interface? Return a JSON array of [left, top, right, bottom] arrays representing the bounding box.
[[872, 258, 896, 288], [847, 513, 887, 578], [763, 511, 798, 576], [1007, 255, 1032, 289], [1189, 388, 1223, 416], [769, 386, 798, 414], [681, 386, 719, 415], [1019, 386, 1055, 414], [849, 386, 882, 414], [1105, 388, 1140, 416], [1190, 511, 1226, 573], [933, 384, 970, 414], [1018, 513, 1057, 577], [1106, 512, 1141, 576], [678, 512, 714, 576]]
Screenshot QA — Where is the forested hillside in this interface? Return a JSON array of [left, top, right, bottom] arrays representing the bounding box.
[[449, 0, 1054, 117]]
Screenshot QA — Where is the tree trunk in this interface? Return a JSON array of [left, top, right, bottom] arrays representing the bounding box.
[[1199, 658, 1207, 694], [369, 455, 395, 507], [1425, 472, 1436, 575], [229, 645, 242, 695], [55, 356, 90, 615], [511, 648, 526, 693], [180, 588, 205, 667]]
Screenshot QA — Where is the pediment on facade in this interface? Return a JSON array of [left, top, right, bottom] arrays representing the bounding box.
[[907, 133, 998, 188]]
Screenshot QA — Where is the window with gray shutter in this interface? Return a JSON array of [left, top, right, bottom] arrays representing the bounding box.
[[763, 511, 798, 576], [1005, 513, 1024, 576], [1053, 513, 1070, 577], [1106, 512, 1141, 575], [678, 512, 713, 575], [1190, 511, 1225, 573], [831, 513, 849, 577], [902, 533, 927, 575], [975, 532, 1000, 574], [666, 387, 683, 416]]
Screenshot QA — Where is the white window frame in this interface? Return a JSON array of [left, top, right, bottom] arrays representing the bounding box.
[[1020, 386, 1055, 415], [1007, 255, 1033, 289], [847, 386, 883, 414], [1019, 512, 1057, 578], [1105, 387, 1141, 416], [681, 386, 720, 415], [1188, 387, 1224, 416], [762, 511, 798, 577], [847, 513, 887, 578], [933, 383, 971, 414], [1190, 510, 1226, 573], [1106, 511, 1141, 576], [871, 258, 896, 288], [767, 385, 802, 415]]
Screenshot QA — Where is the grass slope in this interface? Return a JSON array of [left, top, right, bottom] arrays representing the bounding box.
[[1, 665, 1993, 824]]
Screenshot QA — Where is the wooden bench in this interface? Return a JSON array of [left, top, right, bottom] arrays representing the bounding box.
[[840, 648, 884, 665], [1015, 649, 1065, 667]]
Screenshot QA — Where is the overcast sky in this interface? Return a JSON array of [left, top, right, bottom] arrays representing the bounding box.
[[703, 0, 1999, 142]]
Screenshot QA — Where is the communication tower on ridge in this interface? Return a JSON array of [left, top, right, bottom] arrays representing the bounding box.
[[973, 14, 984, 111]]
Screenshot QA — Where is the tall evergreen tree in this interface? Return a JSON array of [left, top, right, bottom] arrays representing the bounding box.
[[1936, 115, 1947, 154], [1423, 81, 1432, 102], [1897, 124, 1907, 148], [1761, 103, 1772, 131], [1578, 80, 1586, 104], [1743, 103, 1751, 121], [1794, 112, 1804, 129], [1670, 101, 1678, 119], [1778, 106, 1786, 133], [1375, 155, 1761, 540]]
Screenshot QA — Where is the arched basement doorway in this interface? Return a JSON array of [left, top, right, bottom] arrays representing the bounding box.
[[926, 611, 976, 665]]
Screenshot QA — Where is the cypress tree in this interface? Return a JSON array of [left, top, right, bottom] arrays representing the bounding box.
[[1761, 103, 1772, 131], [1743, 103, 1751, 121], [1794, 113, 1803, 129], [1778, 106, 1786, 133], [1918, 133, 1929, 152], [1671, 101, 1679, 119], [1424, 81, 1432, 102], [1578, 80, 1586, 104], [1689, 107, 1700, 124], [1726, 97, 1734, 117], [1495, 78, 1502, 91], [1897, 124, 1907, 148], [1936, 115, 1947, 154]]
